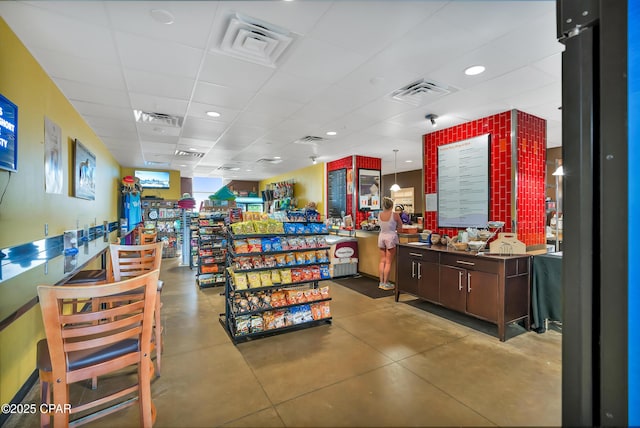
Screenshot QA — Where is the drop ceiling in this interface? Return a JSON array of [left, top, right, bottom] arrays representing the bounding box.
[[0, 0, 563, 181]]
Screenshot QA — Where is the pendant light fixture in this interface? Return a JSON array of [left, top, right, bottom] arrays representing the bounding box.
[[390, 149, 400, 192]]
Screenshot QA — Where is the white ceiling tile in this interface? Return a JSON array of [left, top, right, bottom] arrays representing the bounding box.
[[192, 81, 254, 110], [106, 1, 218, 50], [199, 52, 276, 91], [530, 53, 563, 79], [259, 71, 332, 104], [141, 142, 177, 155], [123, 69, 195, 101], [246, 92, 304, 117], [232, 111, 287, 130], [31, 47, 125, 90], [466, 66, 557, 102], [178, 138, 217, 152], [54, 79, 131, 108], [115, 31, 205, 79], [71, 101, 134, 122], [186, 102, 241, 124], [309, 1, 446, 57], [181, 117, 228, 141], [279, 37, 368, 83], [20, 1, 110, 26]]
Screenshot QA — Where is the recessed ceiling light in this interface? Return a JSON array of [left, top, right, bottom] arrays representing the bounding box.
[[180, 164, 187, 167], [206, 111, 221, 118], [464, 65, 486, 76], [189, 147, 197, 151], [326, 131, 337, 136], [405, 160, 413, 163], [274, 156, 281, 159], [150, 9, 175, 25], [246, 169, 252, 172]]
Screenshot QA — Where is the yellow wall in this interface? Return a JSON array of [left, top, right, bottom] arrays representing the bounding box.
[[0, 18, 121, 405], [121, 167, 182, 200], [259, 162, 325, 213]]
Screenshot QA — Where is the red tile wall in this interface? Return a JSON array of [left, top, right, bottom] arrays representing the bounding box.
[[516, 111, 547, 246], [422, 110, 546, 247]]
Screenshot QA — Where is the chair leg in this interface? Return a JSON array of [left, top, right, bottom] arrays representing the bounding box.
[[154, 294, 162, 376], [40, 376, 50, 428], [51, 378, 70, 427], [139, 354, 154, 427]]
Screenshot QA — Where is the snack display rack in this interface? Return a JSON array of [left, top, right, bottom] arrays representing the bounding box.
[[142, 199, 180, 258], [196, 211, 227, 288], [220, 216, 332, 343], [188, 212, 199, 268]]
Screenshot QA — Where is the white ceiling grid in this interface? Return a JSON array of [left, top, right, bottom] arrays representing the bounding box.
[[0, 0, 563, 180]]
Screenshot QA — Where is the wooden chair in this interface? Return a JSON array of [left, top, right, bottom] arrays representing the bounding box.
[[108, 242, 164, 375], [139, 231, 157, 244], [37, 270, 159, 427]]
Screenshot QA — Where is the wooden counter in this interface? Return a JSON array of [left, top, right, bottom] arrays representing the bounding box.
[[355, 230, 419, 282], [396, 242, 531, 341]]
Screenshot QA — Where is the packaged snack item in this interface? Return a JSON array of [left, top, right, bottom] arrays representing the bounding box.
[[291, 268, 304, 283], [309, 288, 321, 301], [285, 252, 297, 266], [247, 238, 262, 253], [280, 237, 290, 251], [319, 285, 331, 299], [311, 303, 323, 320], [235, 315, 251, 335], [263, 255, 276, 268], [234, 239, 249, 254], [247, 272, 262, 288], [271, 237, 283, 251], [274, 253, 287, 267], [271, 269, 281, 284], [283, 223, 296, 234], [319, 265, 331, 279], [295, 223, 306, 234], [273, 310, 286, 328], [311, 265, 321, 280], [305, 236, 317, 248], [280, 269, 292, 284], [302, 267, 313, 281], [261, 237, 273, 252], [248, 294, 260, 311], [316, 236, 327, 247], [288, 237, 301, 250], [300, 304, 313, 322], [262, 311, 276, 330], [250, 315, 264, 333], [260, 271, 273, 286], [316, 249, 328, 263], [305, 251, 317, 264], [319, 301, 331, 318], [258, 291, 272, 309], [284, 309, 295, 326], [295, 252, 306, 265], [234, 273, 248, 290], [303, 289, 314, 302]]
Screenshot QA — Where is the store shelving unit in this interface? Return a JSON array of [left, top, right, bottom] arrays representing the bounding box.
[[220, 219, 332, 343], [141, 199, 180, 258], [189, 212, 199, 269], [196, 212, 227, 288]]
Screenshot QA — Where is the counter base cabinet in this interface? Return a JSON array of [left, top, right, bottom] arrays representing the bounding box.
[[396, 245, 530, 341]]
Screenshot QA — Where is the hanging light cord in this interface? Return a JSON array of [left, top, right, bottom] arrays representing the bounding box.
[[0, 171, 12, 206]]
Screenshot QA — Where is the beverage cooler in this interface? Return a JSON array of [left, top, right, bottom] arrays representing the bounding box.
[[235, 196, 264, 213]]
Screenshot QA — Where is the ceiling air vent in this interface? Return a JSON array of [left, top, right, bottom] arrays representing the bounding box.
[[390, 79, 455, 106], [219, 12, 294, 67], [175, 150, 205, 158], [134, 110, 183, 128], [293, 136, 325, 146], [257, 158, 283, 164], [217, 165, 241, 171]]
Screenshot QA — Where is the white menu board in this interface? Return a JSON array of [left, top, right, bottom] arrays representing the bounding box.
[[437, 134, 490, 227]]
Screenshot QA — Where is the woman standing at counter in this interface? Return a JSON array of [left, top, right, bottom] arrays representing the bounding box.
[[378, 197, 402, 290]]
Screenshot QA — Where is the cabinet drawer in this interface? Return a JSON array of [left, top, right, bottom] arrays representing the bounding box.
[[505, 257, 530, 276], [401, 246, 438, 263], [440, 253, 499, 274]]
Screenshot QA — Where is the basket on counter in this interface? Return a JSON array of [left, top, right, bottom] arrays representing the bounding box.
[[449, 236, 468, 251]]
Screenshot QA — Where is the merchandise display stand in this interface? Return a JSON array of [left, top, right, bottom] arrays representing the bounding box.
[[188, 212, 199, 269], [141, 199, 180, 258], [220, 214, 332, 343], [196, 211, 227, 288]]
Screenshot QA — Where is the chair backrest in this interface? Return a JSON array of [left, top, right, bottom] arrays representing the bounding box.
[[37, 270, 160, 379], [140, 231, 157, 244], [108, 242, 163, 283]]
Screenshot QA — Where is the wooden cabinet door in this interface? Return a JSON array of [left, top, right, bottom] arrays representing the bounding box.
[[466, 270, 499, 322], [418, 262, 439, 302], [397, 251, 418, 295], [439, 265, 466, 312]]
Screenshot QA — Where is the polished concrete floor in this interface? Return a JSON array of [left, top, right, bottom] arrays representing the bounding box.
[[6, 258, 561, 427]]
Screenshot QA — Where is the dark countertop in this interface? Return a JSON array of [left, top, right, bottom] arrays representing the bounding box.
[[398, 241, 531, 260]]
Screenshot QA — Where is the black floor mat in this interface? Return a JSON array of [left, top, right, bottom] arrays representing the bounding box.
[[332, 275, 394, 299]]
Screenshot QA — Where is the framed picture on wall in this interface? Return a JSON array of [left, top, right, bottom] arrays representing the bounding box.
[[358, 168, 381, 210], [73, 138, 96, 200]]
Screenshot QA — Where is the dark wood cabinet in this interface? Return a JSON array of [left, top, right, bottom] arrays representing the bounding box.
[[396, 244, 531, 341]]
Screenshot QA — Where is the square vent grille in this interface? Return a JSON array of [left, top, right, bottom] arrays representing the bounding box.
[[134, 110, 183, 128], [219, 12, 294, 67], [257, 158, 283, 164], [390, 79, 455, 106], [175, 150, 205, 158], [293, 136, 325, 146], [217, 165, 241, 171]]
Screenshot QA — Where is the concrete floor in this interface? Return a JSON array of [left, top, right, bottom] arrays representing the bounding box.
[[5, 258, 561, 427]]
